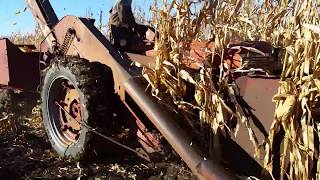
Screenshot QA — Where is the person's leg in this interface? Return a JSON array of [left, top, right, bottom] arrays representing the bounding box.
[[111, 25, 121, 49], [111, 25, 154, 53], [111, 25, 133, 51], [133, 24, 157, 42], [133, 24, 149, 40]]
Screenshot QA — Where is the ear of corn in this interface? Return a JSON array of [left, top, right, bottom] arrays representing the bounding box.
[[144, 0, 320, 178]]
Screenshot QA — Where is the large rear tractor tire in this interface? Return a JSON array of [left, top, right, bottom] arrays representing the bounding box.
[[41, 57, 114, 160]]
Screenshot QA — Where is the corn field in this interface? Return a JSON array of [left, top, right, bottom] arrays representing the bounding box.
[[143, 0, 320, 179]]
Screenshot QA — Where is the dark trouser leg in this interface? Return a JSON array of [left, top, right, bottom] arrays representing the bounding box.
[[111, 25, 135, 51], [111, 25, 154, 53]]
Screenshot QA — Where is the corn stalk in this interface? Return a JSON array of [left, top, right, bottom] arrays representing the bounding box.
[[144, 0, 320, 179]]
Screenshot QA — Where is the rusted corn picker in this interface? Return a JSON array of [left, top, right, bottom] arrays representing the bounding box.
[[0, 0, 283, 179]]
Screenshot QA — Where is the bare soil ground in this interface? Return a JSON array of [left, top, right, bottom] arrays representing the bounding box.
[[0, 91, 194, 179]]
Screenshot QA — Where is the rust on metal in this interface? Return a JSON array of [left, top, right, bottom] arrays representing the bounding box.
[[235, 76, 279, 165], [123, 78, 235, 180], [19, 0, 281, 178], [52, 16, 132, 101], [40, 14, 236, 179], [0, 39, 10, 86], [126, 53, 155, 68], [0, 38, 40, 91], [55, 101, 81, 142], [64, 88, 82, 131], [123, 101, 162, 154]]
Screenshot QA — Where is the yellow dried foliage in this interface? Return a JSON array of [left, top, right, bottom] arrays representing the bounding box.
[[144, 0, 320, 179]]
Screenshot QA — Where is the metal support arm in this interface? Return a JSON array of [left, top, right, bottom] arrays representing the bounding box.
[[25, 0, 58, 51]]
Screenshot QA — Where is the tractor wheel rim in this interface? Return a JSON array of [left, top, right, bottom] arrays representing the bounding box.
[[48, 76, 83, 144], [60, 84, 82, 141]]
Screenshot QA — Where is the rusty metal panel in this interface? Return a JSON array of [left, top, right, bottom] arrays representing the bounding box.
[[235, 76, 279, 165], [0, 39, 9, 86], [53, 16, 133, 101], [126, 53, 155, 68], [0, 39, 40, 91]]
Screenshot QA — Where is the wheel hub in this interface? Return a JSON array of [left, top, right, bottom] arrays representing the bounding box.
[[58, 82, 83, 141], [65, 89, 82, 130]]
